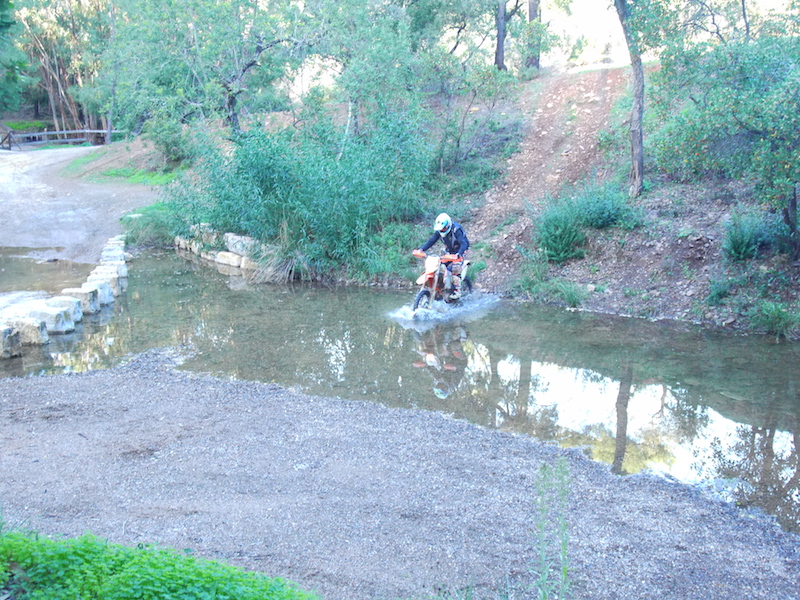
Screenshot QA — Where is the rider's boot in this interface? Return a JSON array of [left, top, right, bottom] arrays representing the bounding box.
[[451, 275, 461, 300]]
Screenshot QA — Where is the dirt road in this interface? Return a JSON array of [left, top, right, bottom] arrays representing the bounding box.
[[0, 146, 157, 263]]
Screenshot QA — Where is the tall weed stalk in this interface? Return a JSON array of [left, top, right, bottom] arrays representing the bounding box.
[[531, 457, 571, 600]]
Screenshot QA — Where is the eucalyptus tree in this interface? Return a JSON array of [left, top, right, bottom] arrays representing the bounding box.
[[107, 0, 302, 144], [14, 0, 112, 130], [0, 0, 26, 111]]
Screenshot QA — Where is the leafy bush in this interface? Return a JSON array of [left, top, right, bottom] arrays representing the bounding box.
[[748, 300, 800, 339], [513, 246, 550, 295], [0, 532, 318, 600], [723, 208, 773, 261], [535, 201, 586, 263], [570, 181, 641, 230], [4, 120, 53, 132], [706, 278, 731, 306], [513, 247, 585, 307], [121, 203, 178, 247], [356, 221, 421, 280], [165, 107, 433, 279]]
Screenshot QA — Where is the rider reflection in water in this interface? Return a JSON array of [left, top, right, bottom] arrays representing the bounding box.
[[417, 213, 470, 299]]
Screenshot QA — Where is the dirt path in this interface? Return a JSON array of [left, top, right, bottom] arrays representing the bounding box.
[[470, 68, 628, 291], [0, 146, 157, 264]]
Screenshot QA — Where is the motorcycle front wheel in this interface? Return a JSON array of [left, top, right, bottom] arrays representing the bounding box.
[[413, 289, 432, 311], [462, 277, 473, 295]]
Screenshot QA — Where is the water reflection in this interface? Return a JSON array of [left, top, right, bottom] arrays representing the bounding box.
[[1, 249, 799, 533]]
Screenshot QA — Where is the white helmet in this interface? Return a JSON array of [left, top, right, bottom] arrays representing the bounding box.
[[434, 213, 452, 236]]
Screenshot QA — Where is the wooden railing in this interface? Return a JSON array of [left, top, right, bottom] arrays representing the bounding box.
[[1, 129, 123, 150]]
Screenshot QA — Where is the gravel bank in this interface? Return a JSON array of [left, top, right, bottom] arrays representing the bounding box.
[[1, 350, 799, 600]]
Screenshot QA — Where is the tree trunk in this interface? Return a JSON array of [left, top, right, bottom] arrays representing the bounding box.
[[782, 185, 799, 260], [613, 0, 645, 198], [495, 1, 507, 70], [525, 0, 541, 70]]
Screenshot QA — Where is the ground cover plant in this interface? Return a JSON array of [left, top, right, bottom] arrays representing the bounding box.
[[0, 530, 319, 600]]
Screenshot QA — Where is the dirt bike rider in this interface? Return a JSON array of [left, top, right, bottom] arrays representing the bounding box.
[[417, 213, 470, 299]]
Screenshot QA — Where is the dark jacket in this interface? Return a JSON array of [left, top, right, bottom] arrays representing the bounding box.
[[421, 221, 469, 256]]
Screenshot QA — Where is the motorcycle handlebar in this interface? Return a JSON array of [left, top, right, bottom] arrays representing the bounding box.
[[412, 250, 462, 262]]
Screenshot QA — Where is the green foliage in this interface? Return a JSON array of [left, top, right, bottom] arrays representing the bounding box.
[[0, 531, 318, 600], [513, 247, 585, 308], [706, 277, 731, 306], [142, 114, 194, 165], [722, 208, 772, 261], [748, 300, 800, 340], [534, 201, 586, 263], [121, 203, 179, 247], [547, 279, 586, 308], [3, 120, 51, 132], [356, 221, 422, 280], [99, 167, 180, 186], [165, 109, 433, 277], [513, 246, 550, 293], [569, 180, 641, 230], [651, 30, 800, 211]]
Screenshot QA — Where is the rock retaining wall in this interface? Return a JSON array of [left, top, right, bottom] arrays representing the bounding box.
[[174, 227, 262, 273], [0, 236, 129, 359]]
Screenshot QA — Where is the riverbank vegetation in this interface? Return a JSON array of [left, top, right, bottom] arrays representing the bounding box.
[[2, 0, 799, 335]]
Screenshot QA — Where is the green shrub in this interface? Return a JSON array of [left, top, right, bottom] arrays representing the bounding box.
[[4, 120, 53, 132], [513, 246, 550, 295], [571, 182, 640, 230], [0, 531, 318, 600], [723, 208, 772, 261], [356, 221, 421, 280], [121, 203, 177, 247], [535, 202, 586, 263], [706, 277, 732, 306], [748, 300, 800, 339], [546, 279, 586, 308], [165, 109, 433, 279]]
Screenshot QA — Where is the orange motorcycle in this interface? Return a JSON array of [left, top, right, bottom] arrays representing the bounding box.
[[411, 249, 472, 311]]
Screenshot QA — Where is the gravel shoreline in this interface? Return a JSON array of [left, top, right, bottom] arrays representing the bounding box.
[[1, 349, 799, 599]]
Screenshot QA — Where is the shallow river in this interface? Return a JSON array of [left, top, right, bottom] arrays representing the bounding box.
[[2, 248, 800, 533]]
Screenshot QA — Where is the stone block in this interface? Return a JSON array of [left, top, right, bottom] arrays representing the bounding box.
[[3, 317, 49, 345], [98, 260, 129, 278], [87, 270, 120, 296], [1, 325, 22, 358], [224, 233, 257, 257], [6, 301, 74, 334], [82, 281, 115, 305], [240, 256, 259, 270], [216, 251, 242, 268], [61, 287, 100, 314], [46, 296, 83, 323], [100, 248, 126, 263]]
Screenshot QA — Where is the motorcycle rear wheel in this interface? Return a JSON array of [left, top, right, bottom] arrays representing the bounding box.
[[414, 289, 432, 311]]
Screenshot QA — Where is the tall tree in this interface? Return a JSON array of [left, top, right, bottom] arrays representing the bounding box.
[[525, 0, 541, 69], [494, 0, 524, 70], [613, 0, 645, 197]]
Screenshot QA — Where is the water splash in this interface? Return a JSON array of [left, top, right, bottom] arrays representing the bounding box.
[[388, 292, 500, 331]]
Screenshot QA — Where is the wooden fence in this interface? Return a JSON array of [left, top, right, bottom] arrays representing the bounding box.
[[1, 129, 123, 151]]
